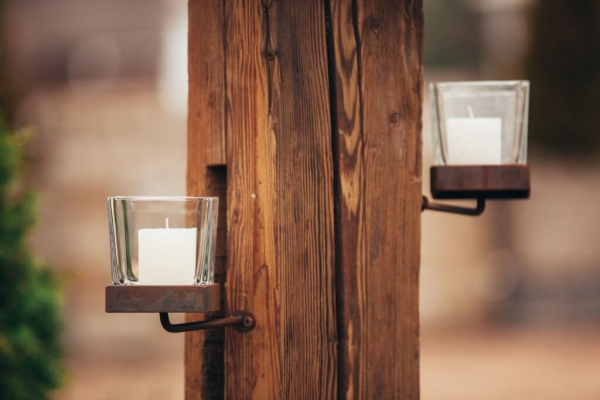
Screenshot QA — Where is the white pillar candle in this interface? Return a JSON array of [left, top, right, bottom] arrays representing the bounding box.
[[138, 224, 197, 285], [446, 117, 502, 165]]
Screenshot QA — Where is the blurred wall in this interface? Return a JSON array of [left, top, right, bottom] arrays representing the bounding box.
[[4, 1, 189, 399], [422, 0, 600, 330], [3, 0, 600, 399]]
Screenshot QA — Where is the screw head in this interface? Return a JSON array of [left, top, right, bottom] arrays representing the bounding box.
[[232, 311, 255, 332]]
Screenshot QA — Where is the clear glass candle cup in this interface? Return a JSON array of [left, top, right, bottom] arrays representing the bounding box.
[[430, 81, 529, 166], [108, 197, 218, 286]]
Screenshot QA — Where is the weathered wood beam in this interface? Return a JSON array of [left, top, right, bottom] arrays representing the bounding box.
[[186, 1, 423, 398]]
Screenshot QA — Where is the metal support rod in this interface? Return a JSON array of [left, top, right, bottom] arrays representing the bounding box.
[[159, 311, 255, 333], [421, 196, 486, 216]]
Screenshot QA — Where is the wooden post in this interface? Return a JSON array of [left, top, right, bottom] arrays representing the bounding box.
[[186, 1, 423, 398]]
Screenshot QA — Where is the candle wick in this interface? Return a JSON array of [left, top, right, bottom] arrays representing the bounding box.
[[166, 218, 169, 229], [468, 106, 475, 119]]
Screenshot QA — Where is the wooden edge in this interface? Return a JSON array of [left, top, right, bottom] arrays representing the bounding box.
[[431, 164, 531, 199], [106, 284, 221, 313]]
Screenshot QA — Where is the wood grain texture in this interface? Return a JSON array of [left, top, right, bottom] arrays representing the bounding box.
[[186, 1, 228, 398], [328, 0, 423, 398], [187, 0, 423, 398], [224, 1, 337, 399], [188, 0, 226, 167]]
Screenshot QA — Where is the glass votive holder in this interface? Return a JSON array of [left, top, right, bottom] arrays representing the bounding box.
[[430, 80, 529, 166], [108, 196, 218, 286]]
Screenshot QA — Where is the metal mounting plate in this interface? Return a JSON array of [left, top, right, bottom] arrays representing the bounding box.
[[430, 164, 530, 199], [105, 284, 221, 313]]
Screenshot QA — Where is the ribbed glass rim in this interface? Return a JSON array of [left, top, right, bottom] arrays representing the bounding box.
[[431, 80, 530, 88], [107, 196, 218, 201]]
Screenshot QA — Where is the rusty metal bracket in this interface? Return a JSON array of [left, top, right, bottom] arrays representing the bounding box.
[[106, 284, 221, 313], [430, 165, 530, 200], [105, 285, 255, 333], [421, 195, 486, 217], [159, 311, 255, 333]]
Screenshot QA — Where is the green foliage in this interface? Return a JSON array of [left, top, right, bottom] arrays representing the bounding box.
[[0, 115, 65, 399], [525, 0, 600, 156]]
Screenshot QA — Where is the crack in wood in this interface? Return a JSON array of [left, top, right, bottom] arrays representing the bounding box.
[[262, 1, 274, 113]]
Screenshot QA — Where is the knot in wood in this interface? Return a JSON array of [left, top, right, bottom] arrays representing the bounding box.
[[367, 16, 380, 32]]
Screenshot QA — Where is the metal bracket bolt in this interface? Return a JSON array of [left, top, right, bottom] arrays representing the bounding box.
[[421, 195, 486, 217], [160, 311, 256, 333]]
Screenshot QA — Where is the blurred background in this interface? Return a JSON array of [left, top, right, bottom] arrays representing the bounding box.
[[1, 0, 599, 399]]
